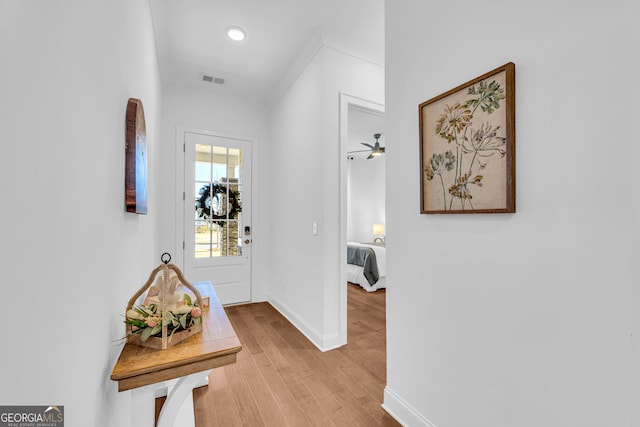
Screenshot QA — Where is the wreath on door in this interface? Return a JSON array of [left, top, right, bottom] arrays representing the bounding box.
[[195, 183, 242, 227]]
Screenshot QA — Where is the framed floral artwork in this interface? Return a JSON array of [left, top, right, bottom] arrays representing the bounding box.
[[419, 62, 515, 214]]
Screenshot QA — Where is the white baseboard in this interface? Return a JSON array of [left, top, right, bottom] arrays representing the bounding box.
[[382, 386, 437, 427], [268, 296, 342, 352]]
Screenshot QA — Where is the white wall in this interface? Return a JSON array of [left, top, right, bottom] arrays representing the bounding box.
[[268, 41, 384, 349], [384, 1, 639, 426], [347, 158, 385, 242], [157, 85, 270, 301], [0, 2, 161, 426], [268, 50, 327, 344], [633, 60, 640, 425]]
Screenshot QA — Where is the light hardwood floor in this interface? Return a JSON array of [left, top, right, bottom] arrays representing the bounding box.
[[191, 283, 399, 426]]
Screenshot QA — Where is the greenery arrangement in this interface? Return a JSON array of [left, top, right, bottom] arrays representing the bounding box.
[[195, 183, 242, 227], [125, 293, 202, 343], [424, 79, 507, 211]]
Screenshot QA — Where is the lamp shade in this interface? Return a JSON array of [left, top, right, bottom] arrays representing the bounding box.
[[372, 223, 385, 236]]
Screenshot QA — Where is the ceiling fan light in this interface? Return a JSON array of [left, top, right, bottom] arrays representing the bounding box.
[[355, 132, 385, 159]]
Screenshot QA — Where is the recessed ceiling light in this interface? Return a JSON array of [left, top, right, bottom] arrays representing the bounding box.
[[226, 26, 246, 41]]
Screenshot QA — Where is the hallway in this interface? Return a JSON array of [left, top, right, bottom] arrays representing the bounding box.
[[192, 284, 398, 426]]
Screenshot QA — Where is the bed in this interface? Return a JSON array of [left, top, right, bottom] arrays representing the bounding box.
[[346, 242, 386, 292]]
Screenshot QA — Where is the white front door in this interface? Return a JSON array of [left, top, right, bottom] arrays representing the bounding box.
[[183, 131, 252, 305]]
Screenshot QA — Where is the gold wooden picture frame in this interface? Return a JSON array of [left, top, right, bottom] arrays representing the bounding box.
[[419, 62, 515, 214]]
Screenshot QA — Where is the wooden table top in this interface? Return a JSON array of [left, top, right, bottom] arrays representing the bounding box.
[[110, 281, 242, 392]]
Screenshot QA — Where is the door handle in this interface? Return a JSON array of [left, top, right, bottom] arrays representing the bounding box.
[[244, 239, 251, 244]]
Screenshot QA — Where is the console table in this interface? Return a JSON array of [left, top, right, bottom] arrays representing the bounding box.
[[111, 281, 242, 427]]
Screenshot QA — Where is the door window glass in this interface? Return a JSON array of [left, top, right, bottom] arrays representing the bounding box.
[[194, 144, 243, 258]]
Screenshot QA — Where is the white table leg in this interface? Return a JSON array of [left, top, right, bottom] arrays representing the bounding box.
[[157, 370, 212, 427]]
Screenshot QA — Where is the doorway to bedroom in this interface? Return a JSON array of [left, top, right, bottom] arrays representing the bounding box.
[[339, 94, 385, 344]]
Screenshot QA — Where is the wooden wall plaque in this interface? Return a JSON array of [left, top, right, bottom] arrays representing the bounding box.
[[125, 98, 148, 214]]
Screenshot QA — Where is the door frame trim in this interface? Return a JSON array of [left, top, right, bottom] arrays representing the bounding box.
[[338, 94, 385, 345], [175, 125, 257, 302]]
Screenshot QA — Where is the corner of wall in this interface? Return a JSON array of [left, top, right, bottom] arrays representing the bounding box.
[[267, 27, 325, 107], [267, 296, 342, 352], [382, 387, 438, 427]]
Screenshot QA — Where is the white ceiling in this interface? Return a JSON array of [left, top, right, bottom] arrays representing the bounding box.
[[149, 0, 384, 103]]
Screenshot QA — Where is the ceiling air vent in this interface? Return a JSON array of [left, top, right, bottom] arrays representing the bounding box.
[[200, 74, 225, 84]]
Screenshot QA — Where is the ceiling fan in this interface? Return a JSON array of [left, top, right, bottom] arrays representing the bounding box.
[[348, 133, 385, 159]]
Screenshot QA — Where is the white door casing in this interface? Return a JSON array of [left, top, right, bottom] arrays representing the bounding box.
[[339, 93, 385, 345]]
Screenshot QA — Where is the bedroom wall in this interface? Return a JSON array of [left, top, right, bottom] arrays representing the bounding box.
[[268, 38, 384, 349], [0, 2, 162, 426], [384, 1, 638, 426], [347, 158, 385, 243], [157, 85, 270, 302]]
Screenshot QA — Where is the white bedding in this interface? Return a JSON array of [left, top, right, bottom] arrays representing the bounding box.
[[346, 242, 386, 292]]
